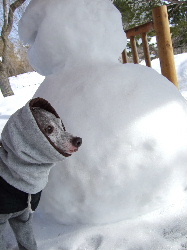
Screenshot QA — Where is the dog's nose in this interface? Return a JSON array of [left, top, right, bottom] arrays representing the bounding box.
[[72, 137, 82, 147]]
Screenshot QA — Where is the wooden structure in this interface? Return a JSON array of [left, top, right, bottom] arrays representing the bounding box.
[[152, 5, 178, 87], [123, 5, 178, 88], [123, 22, 154, 66]]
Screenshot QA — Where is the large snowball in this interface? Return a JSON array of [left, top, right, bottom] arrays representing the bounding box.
[[35, 63, 187, 224], [19, 0, 126, 75]]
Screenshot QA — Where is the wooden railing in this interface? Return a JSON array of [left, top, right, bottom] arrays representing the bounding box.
[[122, 5, 178, 88], [123, 22, 154, 67]]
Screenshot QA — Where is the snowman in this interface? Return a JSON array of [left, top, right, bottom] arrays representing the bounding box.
[[19, 0, 187, 225]]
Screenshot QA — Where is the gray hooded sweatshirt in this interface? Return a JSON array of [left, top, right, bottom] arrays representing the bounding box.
[[0, 98, 67, 195]]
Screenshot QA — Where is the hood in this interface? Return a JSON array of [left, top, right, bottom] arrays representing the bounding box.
[[0, 97, 67, 194]]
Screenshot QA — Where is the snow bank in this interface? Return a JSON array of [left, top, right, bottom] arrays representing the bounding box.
[[142, 53, 187, 98], [175, 54, 187, 93]]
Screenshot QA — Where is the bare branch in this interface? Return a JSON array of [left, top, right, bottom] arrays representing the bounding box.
[[2, 0, 26, 36], [10, 0, 27, 12], [3, 0, 9, 29]]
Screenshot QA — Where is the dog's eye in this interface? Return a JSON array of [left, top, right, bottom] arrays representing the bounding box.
[[45, 126, 54, 134]]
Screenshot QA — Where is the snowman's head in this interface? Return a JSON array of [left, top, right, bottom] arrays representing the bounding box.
[[19, 0, 127, 75]]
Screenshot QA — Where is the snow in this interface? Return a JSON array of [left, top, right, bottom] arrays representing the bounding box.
[[0, 72, 44, 128], [0, 0, 187, 248], [34, 62, 187, 226], [19, 0, 126, 76], [1, 59, 187, 250]]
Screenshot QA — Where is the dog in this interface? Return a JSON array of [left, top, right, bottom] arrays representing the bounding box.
[[0, 97, 82, 250]]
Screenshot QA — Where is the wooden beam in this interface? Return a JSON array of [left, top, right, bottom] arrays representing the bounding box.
[[122, 49, 128, 63], [130, 36, 139, 64], [152, 5, 178, 87], [125, 22, 154, 39], [142, 33, 151, 67]]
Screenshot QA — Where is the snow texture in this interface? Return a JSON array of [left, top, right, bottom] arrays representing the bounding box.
[[0, 53, 187, 249], [35, 62, 187, 225], [18, 0, 187, 226], [19, 0, 126, 75]]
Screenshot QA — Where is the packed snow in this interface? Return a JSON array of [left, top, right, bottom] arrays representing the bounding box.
[[0, 0, 187, 248], [32, 62, 187, 226], [19, 0, 126, 76], [1, 55, 187, 250], [1, 60, 187, 250]]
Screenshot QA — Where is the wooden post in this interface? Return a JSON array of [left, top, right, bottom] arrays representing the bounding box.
[[142, 33, 151, 67], [130, 36, 139, 64], [122, 49, 128, 63], [152, 5, 178, 87]]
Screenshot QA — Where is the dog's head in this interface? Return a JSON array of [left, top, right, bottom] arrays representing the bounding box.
[[30, 98, 82, 157]]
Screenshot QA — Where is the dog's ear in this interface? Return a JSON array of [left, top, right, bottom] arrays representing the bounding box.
[[30, 98, 66, 131], [29, 97, 60, 119]]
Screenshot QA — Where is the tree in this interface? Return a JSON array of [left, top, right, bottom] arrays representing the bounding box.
[[0, 0, 26, 97], [112, 0, 187, 59], [167, 1, 187, 50], [113, 0, 187, 28], [113, 0, 163, 29]]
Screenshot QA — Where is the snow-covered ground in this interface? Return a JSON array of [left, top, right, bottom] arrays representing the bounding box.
[[0, 53, 187, 250], [1, 0, 187, 248]]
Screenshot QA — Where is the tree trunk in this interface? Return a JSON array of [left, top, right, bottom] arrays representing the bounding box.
[[0, 35, 14, 97], [0, 0, 27, 97], [0, 63, 14, 96]]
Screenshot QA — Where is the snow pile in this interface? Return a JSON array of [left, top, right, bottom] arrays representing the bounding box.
[[174, 54, 187, 95], [18, 0, 187, 225]]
